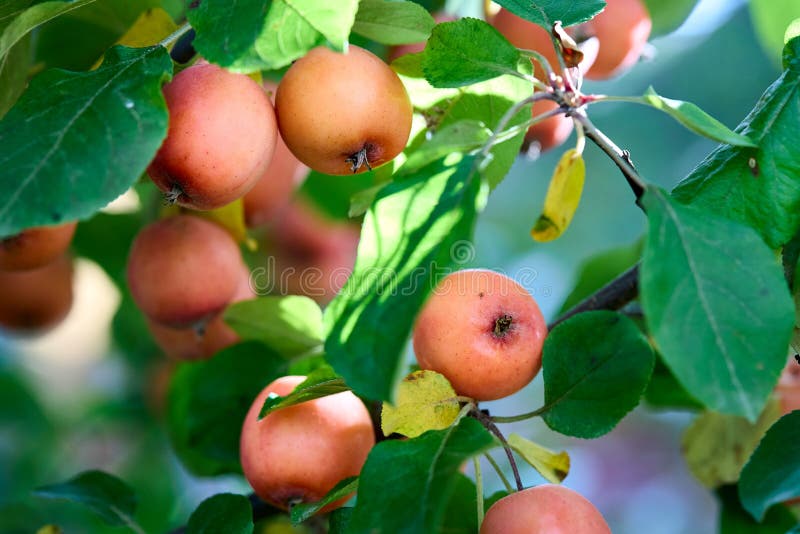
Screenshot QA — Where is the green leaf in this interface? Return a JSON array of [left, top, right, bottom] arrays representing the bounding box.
[[717, 484, 797, 534], [640, 187, 795, 420], [750, 0, 800, 61], [0, 34, 30, 118], [224, 296, 324, 358], [644, 355, 703, 411], [290, 477, 357, 525], [402, 120, 491, 173], [381, 370, 461, 438], [739, 411, 800, 521], [257, 363, 348, 418], [352, 0, 434, 45], [641, 0, 698, 37], [405, 71, 531, 188], [0, 0, 98, 61], [671, 40, 800, 249], [328, 507, 353, 534], [254, 0, 358, 69], [34, 470, 136, 527], [633, 87, 757, 147], [167, 342, 288, 476], [324, 155, 483, 401], [493, 0, 606, 28], [422, 18, 520, 88], [348, 417, 494, 533], [540, 311, 655, 438], [507, 433, 570, 483], [187, 493, 254, 534], [682, 401, 781, 488], [0, 45, 171, 237], [439, 473, 479, 534], [186, 0, 270, 71]]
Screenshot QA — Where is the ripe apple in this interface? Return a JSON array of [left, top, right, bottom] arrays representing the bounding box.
[[0, 222, 77, 271], [0, 254, 74, 333]]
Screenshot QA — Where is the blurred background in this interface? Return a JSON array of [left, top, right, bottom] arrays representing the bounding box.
[[0, 0, 792, 532]]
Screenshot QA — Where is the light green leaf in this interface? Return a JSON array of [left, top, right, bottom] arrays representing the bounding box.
[[290, 477, 357, 524], [493, 0, 605, 28], [352, 0, 434, 45], [258, 364, 348, 418], [381, 370, 461, 438]]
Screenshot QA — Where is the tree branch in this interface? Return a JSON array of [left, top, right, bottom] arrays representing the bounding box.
[[549, 264, 640, 330]]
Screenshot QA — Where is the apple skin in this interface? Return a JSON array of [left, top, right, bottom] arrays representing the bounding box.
[[0, 254, 74, 333], [239, 375, 375, 513], [267, 200, 359, 305], [243, 81, 308, 228], [413, 269, 547, 401], [481, 484, 612, 534], [776, 355, 800, 415], [148, 63, 278, 210], [126, 215, 243, 328], [146, 262, 254, 361], [0, 222, 77, 271], [584, 0, 652, 80], [275, 45, 413, 175]]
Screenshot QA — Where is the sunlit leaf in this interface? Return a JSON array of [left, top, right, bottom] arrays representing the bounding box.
[[531, 148, 586, 242], [381, 370, 461, 438]]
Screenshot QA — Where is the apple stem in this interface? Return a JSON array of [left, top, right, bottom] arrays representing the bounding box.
[[473, 456, 485, 526], [470, 407, 524, 492], [345, 146, 373, 173]]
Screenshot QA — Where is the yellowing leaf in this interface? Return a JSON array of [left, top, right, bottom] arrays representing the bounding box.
[[682, 398, 781, 488], [507, 433, 570, 484], [531, 148, 585, 242], [92, 8, 177, 69], [158, 199, 252, 247], [381, 370, 460, 438], [36, 526, 63, 534]]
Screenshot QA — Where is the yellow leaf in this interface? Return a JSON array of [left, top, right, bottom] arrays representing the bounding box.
[[36, 526, 63, 534], [682, 398, 781, 488], [531, 148, 585, 242], [92, 8, 178, 69], [507, 433, 570, 484], [158, 199, 252, 246], [381, 370, 461, 438]]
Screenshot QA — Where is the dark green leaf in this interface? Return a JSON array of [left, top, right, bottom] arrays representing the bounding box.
[[739, 411, 800, 521], [352, 0, 434, 45], [439, 473, 479, 534], [34, 470, 137, 527], [718, 484, 796, 534], [324, 155, 483, 401], [348, 417, 494, 533], [540, 311, 655, 438], [167, 341, 288, 476], [187, 493, 254, 534], [633, 87, 756, 147], [641, 0, 699, 37], [671, 39, 800, 249], [493, 0, 605, 28], [328, 507, 353, 533], [644, 355, 703, 411], [422, 18, 520, 88], [258, 364, 347, 418], [224, 296, 324, 358], [186, 0, 270, 71], [640, 187, 794, 420], [0, 34, 30, 118], [0, 0, 97, 61], [558, 241, 641, 314], [0, 45, 172, 237], [290, 477, 357, 525]]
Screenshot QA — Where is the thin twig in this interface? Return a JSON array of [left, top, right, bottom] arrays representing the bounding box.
[[470, 408, 523, 492], [572, 112, 647, 204], [158, 22, 192, 49], [483, 452, 514, 494], [549, 264, 640, 331]]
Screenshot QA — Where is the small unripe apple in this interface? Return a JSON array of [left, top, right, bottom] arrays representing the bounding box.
[[126, 215, 243, 328], [413, 269, 547, 401], [0, 222, 77, 271], [275, 45, 413, 175], [240, 375, 375, 512], [0, 254, 74, 333], [148, 63, 278, 210], [481, 484, 611, 533]]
